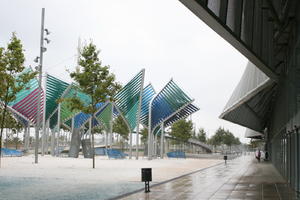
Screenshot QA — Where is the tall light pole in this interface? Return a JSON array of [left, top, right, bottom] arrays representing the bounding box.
[[34, 8, 50, 163]]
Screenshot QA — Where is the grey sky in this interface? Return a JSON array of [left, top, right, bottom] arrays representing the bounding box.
[[0, 0, 249, 142]]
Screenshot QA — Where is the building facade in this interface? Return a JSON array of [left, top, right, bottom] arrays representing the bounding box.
[[179, 0, 300, 192]]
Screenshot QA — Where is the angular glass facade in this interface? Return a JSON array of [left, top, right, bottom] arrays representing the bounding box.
[[180, 0, 300, 192]]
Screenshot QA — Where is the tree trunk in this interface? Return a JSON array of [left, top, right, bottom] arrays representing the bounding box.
[[5, 128, 8, 148], [15, 132, 19, 149], [0, 102, 9, 168], [91, 113, 95, 169]]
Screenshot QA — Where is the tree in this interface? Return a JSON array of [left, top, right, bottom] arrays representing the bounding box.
[[233, 137, 241, 145], [195, 128, 207, 143], [140, 127, 148, 144], [113, 115, 129, 151], [0, 110, 23, 148], [113, 115, 129, 140], [170, 119, 193, 142], [223, 130, 235, 147], [208, 127, 225, 147], [64, 42, 120, 168], [208, 127, 242, 152], [0, 33, 37, 167]]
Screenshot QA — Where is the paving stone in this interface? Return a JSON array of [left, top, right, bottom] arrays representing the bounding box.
[[119, 156, 299, 200]]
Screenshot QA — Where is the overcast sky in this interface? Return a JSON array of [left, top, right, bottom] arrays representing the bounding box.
[[0, 0, 249, 142]]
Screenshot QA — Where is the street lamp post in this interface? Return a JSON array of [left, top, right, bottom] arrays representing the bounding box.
[[34, 8, 50, 163]]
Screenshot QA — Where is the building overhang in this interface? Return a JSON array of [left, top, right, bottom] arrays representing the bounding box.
[[220, 62, 277, 132], [179, 0, 282, 81]]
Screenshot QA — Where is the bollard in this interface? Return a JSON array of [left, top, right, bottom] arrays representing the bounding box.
[[141, 168, 152, 193], [224, 155, 228, 164]]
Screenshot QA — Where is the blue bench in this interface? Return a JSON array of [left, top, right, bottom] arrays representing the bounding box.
[[1, 148, 23, 157], [167, 151, 186, 158], [107, 149, 128, 159]]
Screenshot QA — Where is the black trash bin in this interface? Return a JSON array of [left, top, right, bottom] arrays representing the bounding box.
[[224, 155, 228, 164], [141, 168, 152, 192]]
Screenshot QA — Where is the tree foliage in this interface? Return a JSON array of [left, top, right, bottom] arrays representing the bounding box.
[[1, 110, 23, 149], [208, 127, 241, 147], [65, 42, 121, 115], [140, 127, 148, 144], [0, 33, 37, 167], [170, 119, 193, 142], [0, 110, 23, 132], [195, 127, 207, 143], [113, 115, 129, 140]]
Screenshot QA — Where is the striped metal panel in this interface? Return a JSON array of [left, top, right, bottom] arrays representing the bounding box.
[[45, 74, 69, 120], [164, 104, 199, 127], [114, 69, 145, 131], [60, 85, 91, 124], [7, 68, 44, 125], [140, 84, 156, 127], [150, 79, 193, 131], [71, 102, 104, 129], [96, 102, 112, 132]]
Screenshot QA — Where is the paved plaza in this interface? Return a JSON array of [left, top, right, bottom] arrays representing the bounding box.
[[0, 156, 221, 200], [119, 155, 299, 200]]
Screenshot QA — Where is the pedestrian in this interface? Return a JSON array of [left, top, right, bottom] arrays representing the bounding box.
[[265, 151, 269, 161], [255, 149, 261, 162]]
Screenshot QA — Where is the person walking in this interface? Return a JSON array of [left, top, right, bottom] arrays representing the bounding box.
[[256, 149, 261, 162]]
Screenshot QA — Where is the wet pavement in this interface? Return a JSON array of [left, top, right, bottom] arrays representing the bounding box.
[[118, 156, 300, 200]]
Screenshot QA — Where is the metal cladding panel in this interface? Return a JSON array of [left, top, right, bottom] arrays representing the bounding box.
[[179, 0, 280, 80], [73, 112, 90, 129], [114, 69, 145, 131], [207, 0, 221, 17], [60, 86, 91, 123], [220, 62, 276, 132], [140, 84, 156, 127], [164, 104, 199, 127], [49, 110, 58, 129], [150, 79, 193, 131], [13, 113, 29, 126], [222, 62, 271, 113], [226, 0, 243, 37], [252, 0, 262, 56], [64, 118, 72, 130], [8, 68, 39, 107], [245, 128, 264, 139], [12, 88, 44, 125], [223, 104, 262, 132], [45, 74, 69, 120], [96, 102, 112, 132], [153, 104, 199, 136], [71, 102, 104, 129], [153, 126, 161, 136], [241, 0, 254, 47]]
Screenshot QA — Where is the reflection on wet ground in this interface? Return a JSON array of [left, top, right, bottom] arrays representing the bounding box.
[[119, 156, 299, 200]]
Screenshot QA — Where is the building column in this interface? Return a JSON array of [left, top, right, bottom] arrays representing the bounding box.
[[51, 129, 55, 156], [45, 120, 50, 154], [56, 104, 61, 156], [129, 132, 132, 159], [160, 123, 164, 158]]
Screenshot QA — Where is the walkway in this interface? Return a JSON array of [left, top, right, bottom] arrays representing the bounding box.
[[118, 155, 299, 200]]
